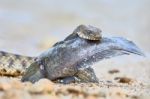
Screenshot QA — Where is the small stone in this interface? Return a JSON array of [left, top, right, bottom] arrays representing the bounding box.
[[115, 77, 133, 84], [108, 69, 120, 74], [66, 86, 82, 95]]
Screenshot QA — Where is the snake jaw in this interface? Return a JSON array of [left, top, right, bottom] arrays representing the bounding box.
[[77, 31, 100, 40], [75, 25, 102, 41]]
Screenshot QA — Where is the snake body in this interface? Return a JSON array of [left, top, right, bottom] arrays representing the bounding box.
[[0, 51, 35, 76]]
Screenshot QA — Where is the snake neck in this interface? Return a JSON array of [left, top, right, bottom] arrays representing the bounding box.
[[0, 51, 36, 77]]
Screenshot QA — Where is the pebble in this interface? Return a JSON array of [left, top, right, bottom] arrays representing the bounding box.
[[108, 69, 120, 74], [115, 77, 133, 84]]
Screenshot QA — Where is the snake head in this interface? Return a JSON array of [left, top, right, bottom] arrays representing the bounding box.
[[21, 62, 45, 83], [74, 25, 102, 40]]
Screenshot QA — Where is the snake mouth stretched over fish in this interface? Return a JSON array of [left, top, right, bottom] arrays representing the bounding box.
[[0, 24, 144, 84]]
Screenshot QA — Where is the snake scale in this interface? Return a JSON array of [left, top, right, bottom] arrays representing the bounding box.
[[0, 51, 35, 76]]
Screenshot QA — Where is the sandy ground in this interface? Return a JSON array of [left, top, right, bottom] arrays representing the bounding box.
[[0, 75, 149, 99]]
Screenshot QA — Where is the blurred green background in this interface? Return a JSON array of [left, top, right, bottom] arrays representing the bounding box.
[[0, 0, 149, 56], [0, 0, 149, 84]]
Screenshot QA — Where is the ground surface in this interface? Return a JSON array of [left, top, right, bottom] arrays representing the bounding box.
[[0, 77, 149, 99]]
